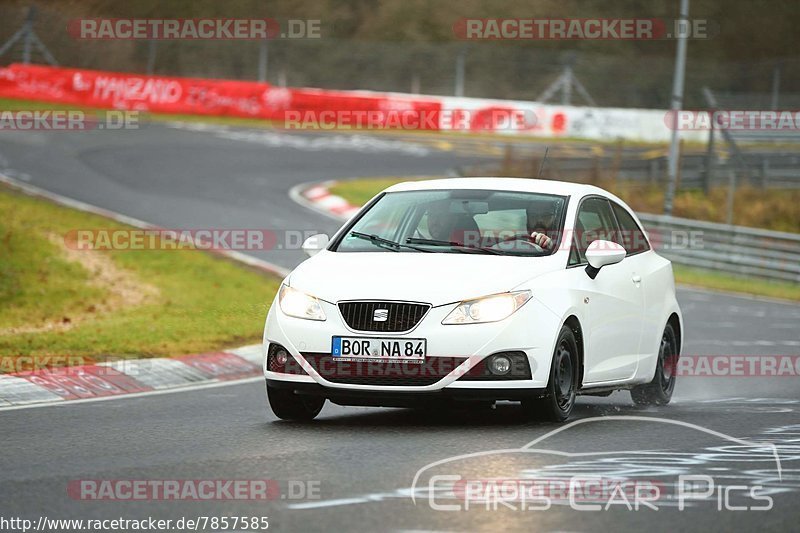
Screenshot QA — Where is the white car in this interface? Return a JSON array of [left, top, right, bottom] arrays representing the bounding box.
[[264, 178, 682, 422]]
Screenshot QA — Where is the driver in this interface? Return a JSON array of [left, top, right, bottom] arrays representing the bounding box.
[[526, 205, 557, 250]]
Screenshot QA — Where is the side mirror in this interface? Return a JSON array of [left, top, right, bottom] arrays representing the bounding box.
[[302, 233, 330, 257], [584, 240, 626, 279]]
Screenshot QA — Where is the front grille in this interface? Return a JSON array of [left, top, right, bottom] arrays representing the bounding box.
[[302, 353, 467, 386], [338, 301, 430, 332]]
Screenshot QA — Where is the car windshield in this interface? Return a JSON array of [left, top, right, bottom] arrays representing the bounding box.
[[333, 189, 568, 256]]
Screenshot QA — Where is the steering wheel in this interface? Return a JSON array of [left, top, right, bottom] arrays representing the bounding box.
[[489, 232, 542, 250]]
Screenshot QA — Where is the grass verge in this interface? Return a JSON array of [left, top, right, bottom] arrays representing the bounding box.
[[0, 97, 281, 130], [0, 184, 280, 365], [327, 177, 422, 206], [609, 180, 800, 233], [671, 265, 800, 302], [327, 176, 800, 302]]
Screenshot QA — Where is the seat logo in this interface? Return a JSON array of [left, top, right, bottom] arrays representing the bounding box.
[[373, 309, 389, 322]]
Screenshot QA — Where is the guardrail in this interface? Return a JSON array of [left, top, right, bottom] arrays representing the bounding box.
[[639, 213, 800, 283]]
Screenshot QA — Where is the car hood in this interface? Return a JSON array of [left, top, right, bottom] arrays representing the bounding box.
[[287, 251, 563, 306]]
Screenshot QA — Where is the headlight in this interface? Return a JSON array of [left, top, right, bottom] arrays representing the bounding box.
[[278, 285, 326, 321], [442, 290, 531, 325]]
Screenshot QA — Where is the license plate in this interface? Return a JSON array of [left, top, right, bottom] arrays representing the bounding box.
[[331, 336, 426, 363]]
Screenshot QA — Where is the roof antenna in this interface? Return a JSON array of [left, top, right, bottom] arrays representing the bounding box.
[[537, 146, 550, 178]]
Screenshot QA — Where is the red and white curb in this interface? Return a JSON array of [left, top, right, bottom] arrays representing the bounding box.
[[303, 183, 361, 220], [0, 173, 288, 409], [0, 345, 264, 409], [289, 180, 359, 222]]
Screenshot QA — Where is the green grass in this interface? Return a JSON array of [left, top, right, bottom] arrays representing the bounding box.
[[328, 177, 428, 206], [0, 184, 281, 364], [672, 265, 800, 302], [0, 97, 282, 129], [327, 176, 428, 206], [608, 181, 800, 234], [328, 176, 800, 302]]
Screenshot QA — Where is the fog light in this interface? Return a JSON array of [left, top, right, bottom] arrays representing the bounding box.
[[489, 355, 511, 375], [275, 349, 289, 366], [460, 351, 531, 381]]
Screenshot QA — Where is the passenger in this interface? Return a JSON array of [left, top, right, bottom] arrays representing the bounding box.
[[426, 211, 451, 242], [427, 211, 481, 246]]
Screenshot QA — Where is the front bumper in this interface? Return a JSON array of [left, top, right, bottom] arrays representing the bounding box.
[[267, 379, 546, 408], [263, 296, 563, 393]]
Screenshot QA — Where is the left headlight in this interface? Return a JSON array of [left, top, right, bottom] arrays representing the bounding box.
[[278, 284, 326, 321], [442, 290, 532, 325]]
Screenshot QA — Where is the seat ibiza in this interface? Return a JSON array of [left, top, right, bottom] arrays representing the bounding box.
[[263, 178, 682, 422]]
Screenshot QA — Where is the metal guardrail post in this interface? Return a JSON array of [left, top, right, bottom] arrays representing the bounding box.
[[146, 40, 157, 75], [258, 39, 269, 82], [0, 6, 58, 65], [454, 47, 466, 97], [702, 87, 752, 184], [664, 0, 690, 215], [21, 8, 33, 64], [702, 117, 715, 194], [725, 170, 736, 225]]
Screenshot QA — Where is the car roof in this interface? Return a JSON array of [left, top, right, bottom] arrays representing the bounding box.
[[384, 177, 611, 199]]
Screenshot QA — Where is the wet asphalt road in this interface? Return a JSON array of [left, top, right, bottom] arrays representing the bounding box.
[[0, 123, 798, 532]]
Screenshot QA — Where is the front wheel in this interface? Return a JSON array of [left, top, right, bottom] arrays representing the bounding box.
[[631, 323, 678, 406], [267, 385, 325, 421], [524, 325, 578, 422]]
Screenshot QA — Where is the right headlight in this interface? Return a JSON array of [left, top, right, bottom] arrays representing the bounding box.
[[442, 290, 531, 325], [278, 284, 326, 321]]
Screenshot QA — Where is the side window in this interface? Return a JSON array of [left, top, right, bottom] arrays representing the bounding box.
[[611, 202, 650, 255], [570, 197, 620, 265], [568, 234, 581, 266]]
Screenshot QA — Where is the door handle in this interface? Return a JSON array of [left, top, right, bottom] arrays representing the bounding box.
[[632, 274, 642, 284]]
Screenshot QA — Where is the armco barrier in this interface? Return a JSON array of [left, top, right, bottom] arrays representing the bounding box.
[[0, 63, 706, 142], [640, 213, 800, 283]]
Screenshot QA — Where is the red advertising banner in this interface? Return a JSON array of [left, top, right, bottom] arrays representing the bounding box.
[[0, 63, 442, 129]]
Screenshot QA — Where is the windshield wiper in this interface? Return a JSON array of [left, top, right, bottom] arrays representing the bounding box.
[[405, 237, 503, 255], [350, 231, 431, 252]]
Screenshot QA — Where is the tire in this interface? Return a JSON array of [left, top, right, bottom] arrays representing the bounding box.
[[524, 325, 579, 422], [267, 385, 325, 421], [631, 323, 678, 406]]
